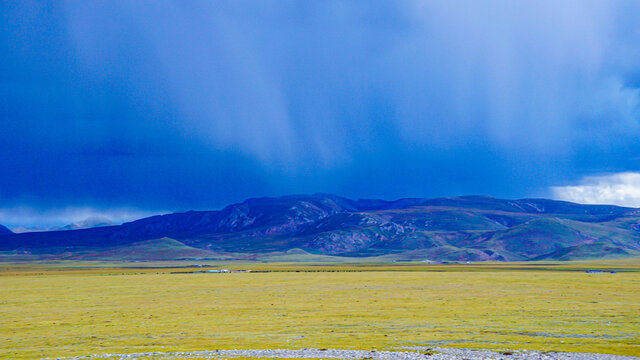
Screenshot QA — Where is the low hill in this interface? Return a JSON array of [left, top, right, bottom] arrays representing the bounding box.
[[1, 194, 640, 261], [69, 238, 232, 261], [532, 242, 640, 261]]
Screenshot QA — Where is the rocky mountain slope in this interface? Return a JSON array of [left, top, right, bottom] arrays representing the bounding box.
[[2, 194, 640, 261], [0, 224, 12, 235]]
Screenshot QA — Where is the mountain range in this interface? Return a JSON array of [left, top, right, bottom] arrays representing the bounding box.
[[1, 194, 640, 261]]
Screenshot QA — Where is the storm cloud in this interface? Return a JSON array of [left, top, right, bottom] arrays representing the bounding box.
[[1, 1, 640, 226]]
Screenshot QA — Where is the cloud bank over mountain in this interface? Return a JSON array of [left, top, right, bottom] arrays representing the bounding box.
[[0, 206, 158, 229], [553, 172, 640, 207]]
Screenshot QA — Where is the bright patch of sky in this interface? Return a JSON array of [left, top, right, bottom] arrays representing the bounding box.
[[552, 172, 640, 207]]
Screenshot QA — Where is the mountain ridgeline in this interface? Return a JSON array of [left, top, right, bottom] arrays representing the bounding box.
[[0, 224, 12, 235], [2, 194, 640, 261]]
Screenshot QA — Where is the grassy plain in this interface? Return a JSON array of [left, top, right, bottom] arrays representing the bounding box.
[[0, 260, 639, 359]]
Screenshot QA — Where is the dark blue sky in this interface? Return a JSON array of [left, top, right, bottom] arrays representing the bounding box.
[[2, 1, 640, 226]]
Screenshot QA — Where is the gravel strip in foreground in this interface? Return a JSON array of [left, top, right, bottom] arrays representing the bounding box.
[[53, 347, 640, 360]]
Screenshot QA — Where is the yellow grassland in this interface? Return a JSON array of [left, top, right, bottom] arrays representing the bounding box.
[[0, 260, 639, 359]]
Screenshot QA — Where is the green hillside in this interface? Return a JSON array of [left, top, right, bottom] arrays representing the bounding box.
[[71, 238, 230, 261]]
